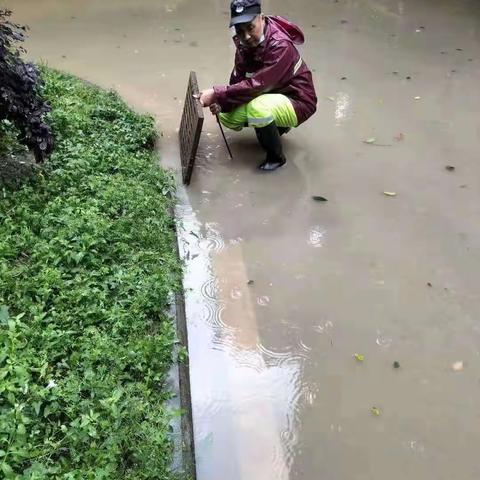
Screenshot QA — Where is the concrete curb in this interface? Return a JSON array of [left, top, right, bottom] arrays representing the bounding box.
[[170, 202, 197, 480], [174, 286, 197, 478]]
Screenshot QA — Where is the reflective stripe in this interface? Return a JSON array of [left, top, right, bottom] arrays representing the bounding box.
[[293, 57, 303, 75], [246, 72, 254, 78], [248, 116, 274, 126]]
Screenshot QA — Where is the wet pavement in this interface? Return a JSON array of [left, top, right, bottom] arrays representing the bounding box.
[[8, 0, 480, 478]]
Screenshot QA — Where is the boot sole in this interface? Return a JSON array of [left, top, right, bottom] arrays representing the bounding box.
[[257, 160, 287, 172]]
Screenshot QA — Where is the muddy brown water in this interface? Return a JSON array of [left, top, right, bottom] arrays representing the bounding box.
[[8, 0, 480, 478]]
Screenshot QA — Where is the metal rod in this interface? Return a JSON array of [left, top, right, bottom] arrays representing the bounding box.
[[216, 114, 234, 160]]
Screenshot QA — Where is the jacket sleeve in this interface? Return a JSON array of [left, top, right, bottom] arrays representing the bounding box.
[[214, 41, 297, 110]]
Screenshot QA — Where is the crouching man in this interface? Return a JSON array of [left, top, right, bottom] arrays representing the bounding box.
[[199, 0, 317, 172]]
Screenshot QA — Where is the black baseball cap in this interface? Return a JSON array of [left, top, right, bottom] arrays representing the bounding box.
[[229, 0, 262, 27]]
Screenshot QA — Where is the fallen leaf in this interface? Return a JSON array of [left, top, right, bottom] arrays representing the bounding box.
[[452, 361, 464, 372], [341, 76, 348, 80], [383, 191, 397, 197], [354, 353, 365, 362], [427, 282, 433, 287], [393, 361, 401, 369], [371, 407, 381, 416], [445, 165, 455, 172], [406, 76, 412, 80], [312, 196, 328, 202], [394, 133, 405, 141]]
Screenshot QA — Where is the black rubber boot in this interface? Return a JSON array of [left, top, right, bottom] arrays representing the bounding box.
[[255, 123, 287, 172], [278, 127, 291, 136]]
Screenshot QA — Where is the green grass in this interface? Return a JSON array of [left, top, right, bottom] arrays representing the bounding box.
[[0, 68, 183, 479], [0, 120, 27, 158]]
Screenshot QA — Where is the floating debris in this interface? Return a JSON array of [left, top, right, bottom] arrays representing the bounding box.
[[247, 280, 254, 285], [393, 361, 401, 369], [414, 96, 421, 100], [371, 407, 381, 416], [354, 353, 365, 362], [445, 165, 455, 172], [383, 191, 397, 197], [312, 195, 328, 202], [363, 137, 393, 147]]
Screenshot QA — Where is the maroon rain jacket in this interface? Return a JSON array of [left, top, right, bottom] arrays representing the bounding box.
[[213, 16, 317, 125]]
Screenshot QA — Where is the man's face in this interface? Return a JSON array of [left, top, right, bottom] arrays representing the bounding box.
[[235, 15, 264, 48]]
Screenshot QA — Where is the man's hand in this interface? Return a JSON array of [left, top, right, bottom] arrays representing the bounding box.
[[209, 103, 222, 115], [198, 88, 216, 107]]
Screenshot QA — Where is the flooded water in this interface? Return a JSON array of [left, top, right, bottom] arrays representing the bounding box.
[[8, 0, 480, 478]]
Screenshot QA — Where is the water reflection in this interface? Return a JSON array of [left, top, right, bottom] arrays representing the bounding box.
[[335, 92, 353, 126], [176, 189, 312, 480], [308, 225, 327, 248]]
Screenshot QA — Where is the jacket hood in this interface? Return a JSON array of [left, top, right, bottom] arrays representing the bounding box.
[[267, 16, 305, 45]]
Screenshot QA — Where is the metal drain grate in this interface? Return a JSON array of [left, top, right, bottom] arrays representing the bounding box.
[[179, 71, 204, 185]]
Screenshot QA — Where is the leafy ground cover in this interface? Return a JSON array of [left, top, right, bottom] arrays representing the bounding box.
[[0, 68, 183, 479]]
